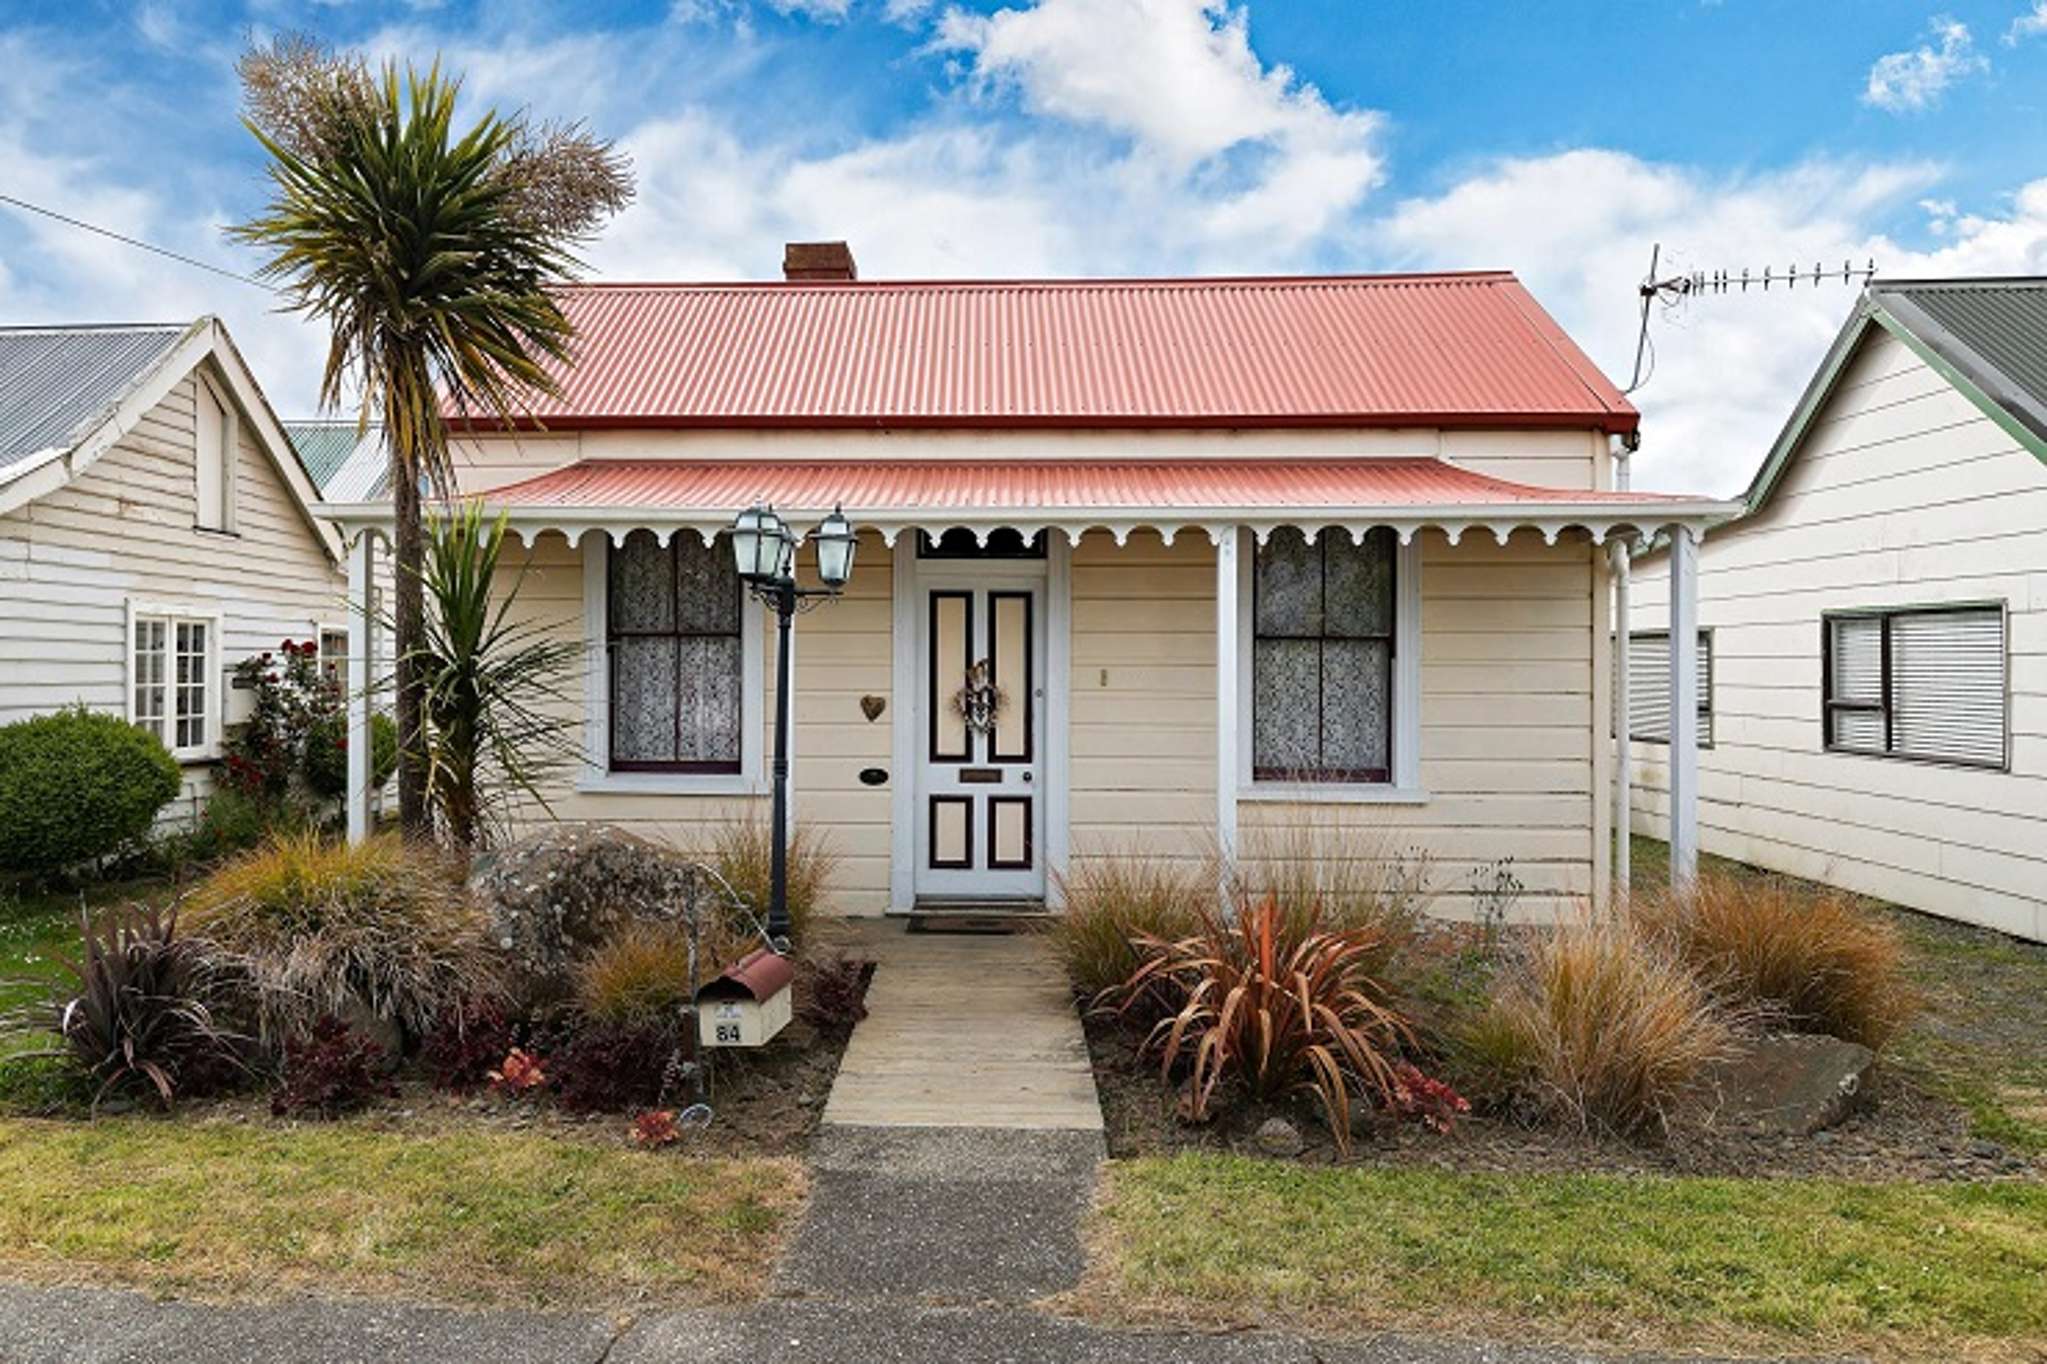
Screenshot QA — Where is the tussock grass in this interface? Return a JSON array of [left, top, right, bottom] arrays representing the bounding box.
[[574, 918, 749, 1027], [702, 820, 838, 947], [1092, 1154, 2047, 1358], [183, 832, 505, 1041], [1475, 910, 1734, 1135], [1046, 852, 1204, 1000], [1633, 870, 1918, 1048], [0, 1117, 801, 1306]]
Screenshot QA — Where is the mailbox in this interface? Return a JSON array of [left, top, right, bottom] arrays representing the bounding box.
[[695, 947, 795, 1048]]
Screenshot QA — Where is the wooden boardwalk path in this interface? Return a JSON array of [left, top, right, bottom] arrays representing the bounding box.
[[820, 920, 1104, 1131]]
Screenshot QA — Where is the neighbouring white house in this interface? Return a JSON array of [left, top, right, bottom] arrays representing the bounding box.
[[0, 318, 346, 824], [324, 243, 1736, 919], [1628, 277, 2047, 943]]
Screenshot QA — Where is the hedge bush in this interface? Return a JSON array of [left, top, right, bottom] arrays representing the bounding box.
[[0, 707, 182, 874]]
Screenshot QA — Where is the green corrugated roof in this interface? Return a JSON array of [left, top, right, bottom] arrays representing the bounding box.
[[285, 421, 372, 494]]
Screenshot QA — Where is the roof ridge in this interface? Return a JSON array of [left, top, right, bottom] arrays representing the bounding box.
[[0, 321, 189, 335], [553, 270, 1520, 292]]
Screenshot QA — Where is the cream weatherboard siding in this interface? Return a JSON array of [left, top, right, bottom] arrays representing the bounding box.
[[1629, 327, 2047, 941], [0, 368, 346, 823], [468, 425, 1617, 920]]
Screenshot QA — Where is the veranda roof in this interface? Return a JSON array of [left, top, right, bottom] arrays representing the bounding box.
[[322, 457, 1737, 548]]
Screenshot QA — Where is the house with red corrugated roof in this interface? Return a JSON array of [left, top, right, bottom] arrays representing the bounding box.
[[323, 243, 1735, 919]]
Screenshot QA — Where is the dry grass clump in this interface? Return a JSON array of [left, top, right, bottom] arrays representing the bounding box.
[[1046, 852, 1204, 999], [702, 820, 839, 947], [574, 918, 752, 1028], [1475, 909, 1735, 1136], [183, 832, 505, 1041], [1225, 823, 1434, 982], [1631, 871, 1917, 1048]]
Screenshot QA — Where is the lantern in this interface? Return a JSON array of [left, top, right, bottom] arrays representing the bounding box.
[[731, 503, 790, 584], [813, 504, 857, 589]]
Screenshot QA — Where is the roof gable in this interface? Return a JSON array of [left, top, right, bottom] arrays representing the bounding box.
[[1740, 278, 2047, 517], [461, 272, 1637, 434], [0, 317, 340, 563]]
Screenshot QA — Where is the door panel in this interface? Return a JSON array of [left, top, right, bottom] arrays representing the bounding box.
[[916, 579, 1046, 900]]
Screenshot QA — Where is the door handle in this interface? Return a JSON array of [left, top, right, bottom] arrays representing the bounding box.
[[1022, 771, 1033, 784]]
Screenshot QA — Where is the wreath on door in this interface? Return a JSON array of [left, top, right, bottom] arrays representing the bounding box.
[[951, 658, 1007, 735]]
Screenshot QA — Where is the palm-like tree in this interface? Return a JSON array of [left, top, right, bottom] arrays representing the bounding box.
[[231, 37, 630, 839]]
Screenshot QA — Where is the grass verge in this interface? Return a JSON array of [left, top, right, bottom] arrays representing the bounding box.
[[0, 1117, 803, 1307], [1091, 1154, 2047, 1359]]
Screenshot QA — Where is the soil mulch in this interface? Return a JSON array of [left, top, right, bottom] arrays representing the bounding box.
[[1081, 1010, 2046, 1184]]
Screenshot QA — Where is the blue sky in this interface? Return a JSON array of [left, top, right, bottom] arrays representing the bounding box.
[[6, 0, 2047, 493]]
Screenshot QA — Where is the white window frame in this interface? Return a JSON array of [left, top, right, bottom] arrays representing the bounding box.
[[1235, 530, 1425, 805], [193, 371, 238, 535], [125, 599, 222, 762], [579, 533, 766, 795], [315, 623, 350, 687]]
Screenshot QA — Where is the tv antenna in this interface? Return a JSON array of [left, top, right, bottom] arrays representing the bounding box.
[[1624, 242, 1877, 394]]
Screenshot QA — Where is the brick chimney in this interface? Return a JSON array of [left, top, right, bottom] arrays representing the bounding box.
[[782, 241, 858, 282]]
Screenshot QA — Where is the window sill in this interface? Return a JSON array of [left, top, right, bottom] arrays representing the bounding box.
[[1237, 783, 1429, 806], [576, 770, 768, 797]]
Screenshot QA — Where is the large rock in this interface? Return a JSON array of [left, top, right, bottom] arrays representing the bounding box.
[[469, 823, 716, 1004], [1701, 1034, 1877, 1137]]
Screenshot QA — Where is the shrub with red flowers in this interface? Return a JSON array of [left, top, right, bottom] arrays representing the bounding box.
[[222, 639, 337, 802], [1388, 1061, 1471, 1135]]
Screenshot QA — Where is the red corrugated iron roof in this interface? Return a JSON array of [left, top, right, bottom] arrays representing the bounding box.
[[480, 458, 1690, 512], [464, 274, 1637, 434]]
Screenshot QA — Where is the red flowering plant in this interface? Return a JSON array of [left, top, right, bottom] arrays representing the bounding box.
[[221, 639, 341, 802]]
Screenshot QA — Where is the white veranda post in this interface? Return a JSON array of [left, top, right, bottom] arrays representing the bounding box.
[[345, 529, 378, 844], [1214, 526, 1240, 875], [1610, 537, 1631, 903], [1666, 524, 1701, 891]]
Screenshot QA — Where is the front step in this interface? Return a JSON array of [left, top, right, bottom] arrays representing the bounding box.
[[906, 898, 1052, 934]]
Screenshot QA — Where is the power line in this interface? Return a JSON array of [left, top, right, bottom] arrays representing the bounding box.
[[0, 192, 269, 289]]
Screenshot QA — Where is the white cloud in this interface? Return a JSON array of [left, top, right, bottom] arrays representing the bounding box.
[[764, 0, 855, 19], [1372, 150, 2047, 495], [1863, 15, 1986, 111], [2005, 1, 2047, 43]]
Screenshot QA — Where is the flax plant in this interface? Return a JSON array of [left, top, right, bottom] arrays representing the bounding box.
[[231, 35, 630, 841]]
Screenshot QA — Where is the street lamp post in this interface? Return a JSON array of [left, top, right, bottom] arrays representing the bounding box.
[[732, 502, 857, 946]]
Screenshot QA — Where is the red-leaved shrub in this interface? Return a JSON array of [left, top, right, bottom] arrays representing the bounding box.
[[271, 1016, 393, 1118]]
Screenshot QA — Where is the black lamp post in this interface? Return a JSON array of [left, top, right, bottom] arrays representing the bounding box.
[[732, 502, 857, 945]]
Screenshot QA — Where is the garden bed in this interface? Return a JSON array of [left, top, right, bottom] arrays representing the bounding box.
[[1084, 1003, 2039, 1182]]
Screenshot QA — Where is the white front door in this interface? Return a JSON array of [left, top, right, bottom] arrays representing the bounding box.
[[915, 575, 1047, 901]]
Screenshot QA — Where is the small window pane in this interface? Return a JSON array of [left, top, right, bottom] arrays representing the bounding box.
[[675, 535, 740, 634], [1323, 533, 1393, 637], [609, 531, 675, 633], [1831, 709, 1886, 753], [1828, 616, 1882, 703], [1254, 529, 1321, 636], [1252, 637, 1321, 775], [612, 636, 679, 764], [1321, 638, 1390, 774], [677, 634, 743, 764]]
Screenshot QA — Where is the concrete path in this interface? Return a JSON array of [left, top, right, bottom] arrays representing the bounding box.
[[822, 919, 1102, 1131], [0, 1282, 1833, 1364]]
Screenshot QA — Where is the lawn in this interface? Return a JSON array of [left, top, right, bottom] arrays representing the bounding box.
[[1629, 834, 2047, 1155], [1092, 1154, 2047, 1359], [0, 1117, 804, 1307]]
